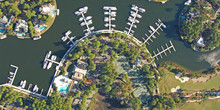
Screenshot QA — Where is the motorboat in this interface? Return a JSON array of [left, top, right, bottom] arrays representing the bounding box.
[[47, 55, 56, 69], [89, 26, 95, 30], [45, 51, 51, 59], [111, 24, 116, 28], [28, 84, 32, 90], [80, 22, 86, 26], [85, 16, 92, 20], [149, 25, 155, 31], [61, 36, 68, 41], [74, 11, 81, 15], [33, 85, 39, 92], [133, 24, 137, 28], [0, 35, 7, 39], [56, 9, 60, 16], [87, 20, 93, 25], [127, 22, 131, 26], [65, 30, 72, 36], [22, 80, 26, 89], [19, 80, 24, 87], [43, 60, 48, 69], [103, 6, 117, 10], [79, 6, 88, 13], [130, 11, 142, 18], [128, 17, 134, 22], [135, 19, 139, 23], [139, 8, 146, 13], [104, 23, 109, 27], [79, 17, 84, 22], [33, 35, 41, 40]]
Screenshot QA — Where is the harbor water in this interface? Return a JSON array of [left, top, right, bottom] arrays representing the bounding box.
[[0, 0, 219, 95]]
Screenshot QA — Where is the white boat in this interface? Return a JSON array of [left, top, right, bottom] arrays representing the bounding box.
[[79, 17, 84, 21], [104, 12, 109, 15], [47, 55, 56, 69], [56, 9, 60, 16], [110, 12, 116, 17], [46, 51, 51, 59], [87, 20, 93, 25], [19, 81, 24, 87], [133, 24, 137, 28], [111, 24, 116, 27], [103, 6, 117, 10], [9, 72, 14, 75], [40, 89, 43, 94], [135, 19, 139, 23], [150, 25, 155, 31], [85, 16, 92, 20], [43, 60, 48, 69], [162, 24, 166, 28], [28, 84, 32, 90], [139, 8, 146, 13], [79, 6, 88, 13], [52, 55, 57, 61], [104, 17, 109, 22], [22, 80, 26, 89], [61, 36, 68, 41], [33, 35, 41, 40], [111, 18, 116, 20], [33, 85, 39, 92], [104, 23, 109, 27], [130, 11, 142, 18], [131, 4, 138, 9], [65, 30, 72, 36], [75, 11, 81, 15], [127, 22, 131, 26], [128, 17, 134, 22], [89, 26, 95, 30], [0, 35, 7, 39], [80, 22, 86, 26], [184, 0, 191, 5]]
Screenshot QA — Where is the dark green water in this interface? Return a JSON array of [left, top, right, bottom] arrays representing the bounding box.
[[0, 0, 219, 95]]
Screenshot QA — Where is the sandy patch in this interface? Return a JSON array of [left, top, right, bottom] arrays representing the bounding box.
[[171, 86, 180, 93], [175, 73, 189, 83]]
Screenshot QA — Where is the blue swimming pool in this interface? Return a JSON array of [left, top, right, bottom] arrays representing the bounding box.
[[0, 29, 5, 33], [40, 26, 46, 32], [52, 9, 55, 14], [17, 33, 25, 37], [60, 85, 69, 92]]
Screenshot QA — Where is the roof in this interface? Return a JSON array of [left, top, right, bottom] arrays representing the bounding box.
[[0, 16, 8, 24], [73, 66, 87, 75], [54, 75, 72, 91]]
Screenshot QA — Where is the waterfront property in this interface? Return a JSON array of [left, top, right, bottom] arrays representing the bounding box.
[[39, 3, 56, 17], [0, 15, 14, 32], [72, 66, 87, 81], [54, 75, 73, 96], [14, 19, 28, 37], [32, 17, 47, 33]]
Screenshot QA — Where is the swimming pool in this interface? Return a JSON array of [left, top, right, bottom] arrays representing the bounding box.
[[40, 26, 46, 31], [59, 85, 69, 92], [52, 9, 55, 14], [0, 29, 5, 33], [17, 33, 25, 37]]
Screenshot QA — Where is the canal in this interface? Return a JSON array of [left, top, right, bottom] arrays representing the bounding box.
[[0, 0, 219, 95]]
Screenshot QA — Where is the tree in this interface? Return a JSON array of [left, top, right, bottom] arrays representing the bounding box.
[[104, 84, 112, 92], [20, 0, 25, 4], [23, 3, 30, 10], [0, 9, 3, 18], [143, 64, 150, 73], [75, 90, 81, 97]]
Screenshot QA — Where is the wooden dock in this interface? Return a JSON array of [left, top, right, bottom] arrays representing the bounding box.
[[152, 41, 176, 60], [142, 20, 164, 45]]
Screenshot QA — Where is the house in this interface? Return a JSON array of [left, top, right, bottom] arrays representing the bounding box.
[[14, 19, 28, 37], [196, 37, 205, 47], [54, 75, 73, 96], [72, 66, 87, 81], [32, 17, 46, 32], [0, 15, 13, 29], [39, 4, 55, 17]]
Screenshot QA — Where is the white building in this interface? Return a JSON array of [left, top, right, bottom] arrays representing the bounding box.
[[54, 75, 73, 96], [72, 66, 87, 81], [39, 4, 55, 17], [14, 19, 28, 36]]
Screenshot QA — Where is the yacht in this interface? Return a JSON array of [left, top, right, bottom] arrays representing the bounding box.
[[127, 22, 131, 26], [111, 18, 116, 20], [75, 11, 81, 15], [0, 35, 7, 39], [89, 26, 95, 30], [80, 22, 86, 26], [33, 85, 39, 92], [79, 6, 88, 13], [135, 19, 139, 23], [133, 24, 137, 28], [162, 24, 166, 28], [103, 6, 117, 10], [128, 17, 134, 22], [65, 30, 72, 36], [105, 23, 109, 27], [61, 36, 68, 41], [19, 80, 24, 87], [104, 17, 109, 22], [87, 20, 93, 25], [111, 24, 116, 28], [47, 55, 56, 69], [43, 60, 48, 69], [22, 80, 26, 89], [149, 25, 155, 31], [56, 9, 60, 16], [139, 8, 146, 13], [33, 36, 41, 40], [79, 17, 84, 21], [28, 84, 32, 90], [85, 16, 92, 20]]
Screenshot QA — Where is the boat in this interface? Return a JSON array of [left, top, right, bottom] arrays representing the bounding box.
[[47, 55, 56, 69], [111, 24, 116, 27], [85, 16, 92, 20], [87, 20, 93, 25], [111, 18, 116, 20], [184, 0, 191, 5], [61, 36, 68, 41], [43, 60, 48, 69], [128, 17, 134, 22], [104, 12, 109, 15], [139, 8, 146, 13], [33, 35, 41, 40], [75, 11, 81, 15], [162, 24, 166, 28], [9, 72, 14, 75], [104, 23, 109, 27], [22, 80, 26, 88], [103, 6, 117, 10], [104, 17, 109, 22], [65, 30, 72, 36], [56, 9, 60, 16], [40, 89, 43, 94], [28, 84, 32, 90], [79, 17, 84, 21], [130, 11, 142, 18], [133, 24, 137, 28], [33, 85, 39, 92], [79, 6, 88, 13], [0, 35, 7, 40], [135, 19, 139, 23], [149, 25, 155, 31], [127, 22, 131, 26], [19, 80, 24, 87], [80, 22, 86, 26], [89, 26, 95, 30]]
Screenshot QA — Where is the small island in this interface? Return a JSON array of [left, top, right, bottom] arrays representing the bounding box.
[[0, 0, 58, 40], [179, 0, 220, 51]]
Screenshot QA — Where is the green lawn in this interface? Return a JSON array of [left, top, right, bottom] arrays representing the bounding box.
[[175, 99, 220, 110], [159, 71, 220, 94]]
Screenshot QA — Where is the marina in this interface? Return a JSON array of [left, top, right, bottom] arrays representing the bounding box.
[[75, 6, 94, 36], [103, 6, 117, 30], [43, 51, 61, 70], [152, 41, 176, 60], [142, 19, 166, 45], [124, 5, 145, 36], [7, 65, 18, 85]]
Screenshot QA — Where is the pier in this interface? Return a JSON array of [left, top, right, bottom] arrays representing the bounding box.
[[152, 41, 176, 60], [61, 30, 76, 45], [103, 6, 117, 30], [7, 64, 18, 85], [142, 19, 166, 45], [75, 6, 94, 36], [124, 5, 145, 36]]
